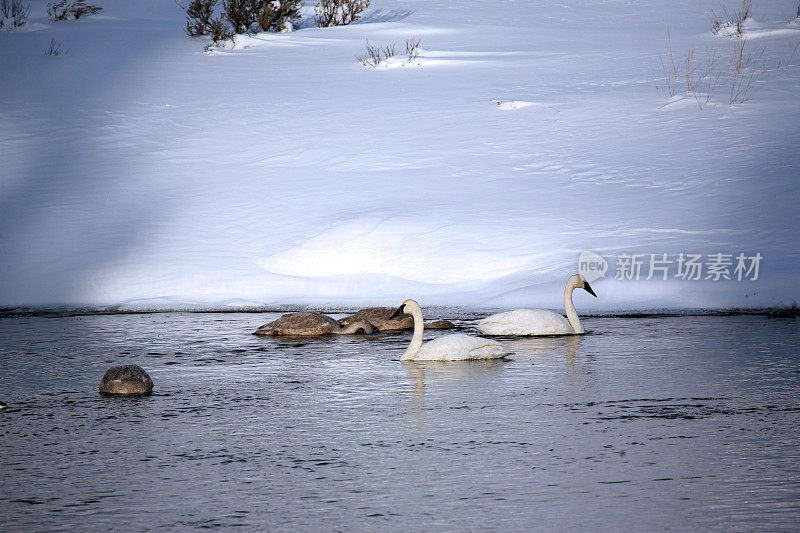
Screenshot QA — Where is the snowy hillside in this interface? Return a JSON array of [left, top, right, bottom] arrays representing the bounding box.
[[1, 0, 798, 311]]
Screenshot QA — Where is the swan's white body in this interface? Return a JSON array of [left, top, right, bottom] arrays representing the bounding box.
[[477, 274, 596, 336], [412, 334, 508, 361], [395, 299, 508, 361], [478, 308, 575, 335]]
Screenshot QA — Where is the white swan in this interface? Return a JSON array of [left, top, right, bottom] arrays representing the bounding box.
[[476, 274, 597, 336], [390, 299, 509, 361]]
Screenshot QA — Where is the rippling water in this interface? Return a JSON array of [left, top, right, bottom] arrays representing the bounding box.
[[1, 312, 798, 531]]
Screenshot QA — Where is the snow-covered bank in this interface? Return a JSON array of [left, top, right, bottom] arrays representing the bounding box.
[[1, 0, 798, 311]]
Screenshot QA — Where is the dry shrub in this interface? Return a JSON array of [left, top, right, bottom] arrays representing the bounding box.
[[315, 0, 369, 27], [710, 0, 752, 37], [45, 37, 63, 55], [356, 39, 394, 67], [0, 0, 30, 28], [728, 37, 765, 104], [356, 38, 422, 68], [223, 0, 302, 34], [255, 0, 301, 32], [656, 27, 770, 108], [210, 16, 233, 43], [186, 0, 218, 36], [47, 0, 102, 22]]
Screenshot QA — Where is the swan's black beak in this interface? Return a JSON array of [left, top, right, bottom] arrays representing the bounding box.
[[389, 304, 406, 320], [583, 281, 597, 297]]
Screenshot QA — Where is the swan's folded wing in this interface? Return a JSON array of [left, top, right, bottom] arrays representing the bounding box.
[[476, 311, 519, 335], [466, 341, 510, 360], [416, 334, 508, 360], [477, 308, 572, 335]]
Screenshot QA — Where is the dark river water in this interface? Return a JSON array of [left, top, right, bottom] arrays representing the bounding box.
[[1, 312, 798, 531]]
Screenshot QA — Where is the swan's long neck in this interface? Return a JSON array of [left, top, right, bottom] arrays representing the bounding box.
[[340, 321, 369, 334], [564, 281, 584, 334], [401, 303, 425, 361]]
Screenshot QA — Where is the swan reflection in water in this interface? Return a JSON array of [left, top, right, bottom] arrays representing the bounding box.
[[402, 358, 509, 431], [403, 334, 588, 413], [501, 334, 588, 387], [405, 359, 509, 399], [501, 334, 583, 363]]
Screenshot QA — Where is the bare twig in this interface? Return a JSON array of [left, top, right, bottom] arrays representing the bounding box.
[[405, 37, 421, 61], [44, 37, 63, 55], [788, 39, 800, 68], [729, 37, 762, 104], [659, 27, 680, 97]]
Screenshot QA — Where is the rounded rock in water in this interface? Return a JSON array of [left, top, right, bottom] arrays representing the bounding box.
[[99, 365, 153, 396]]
